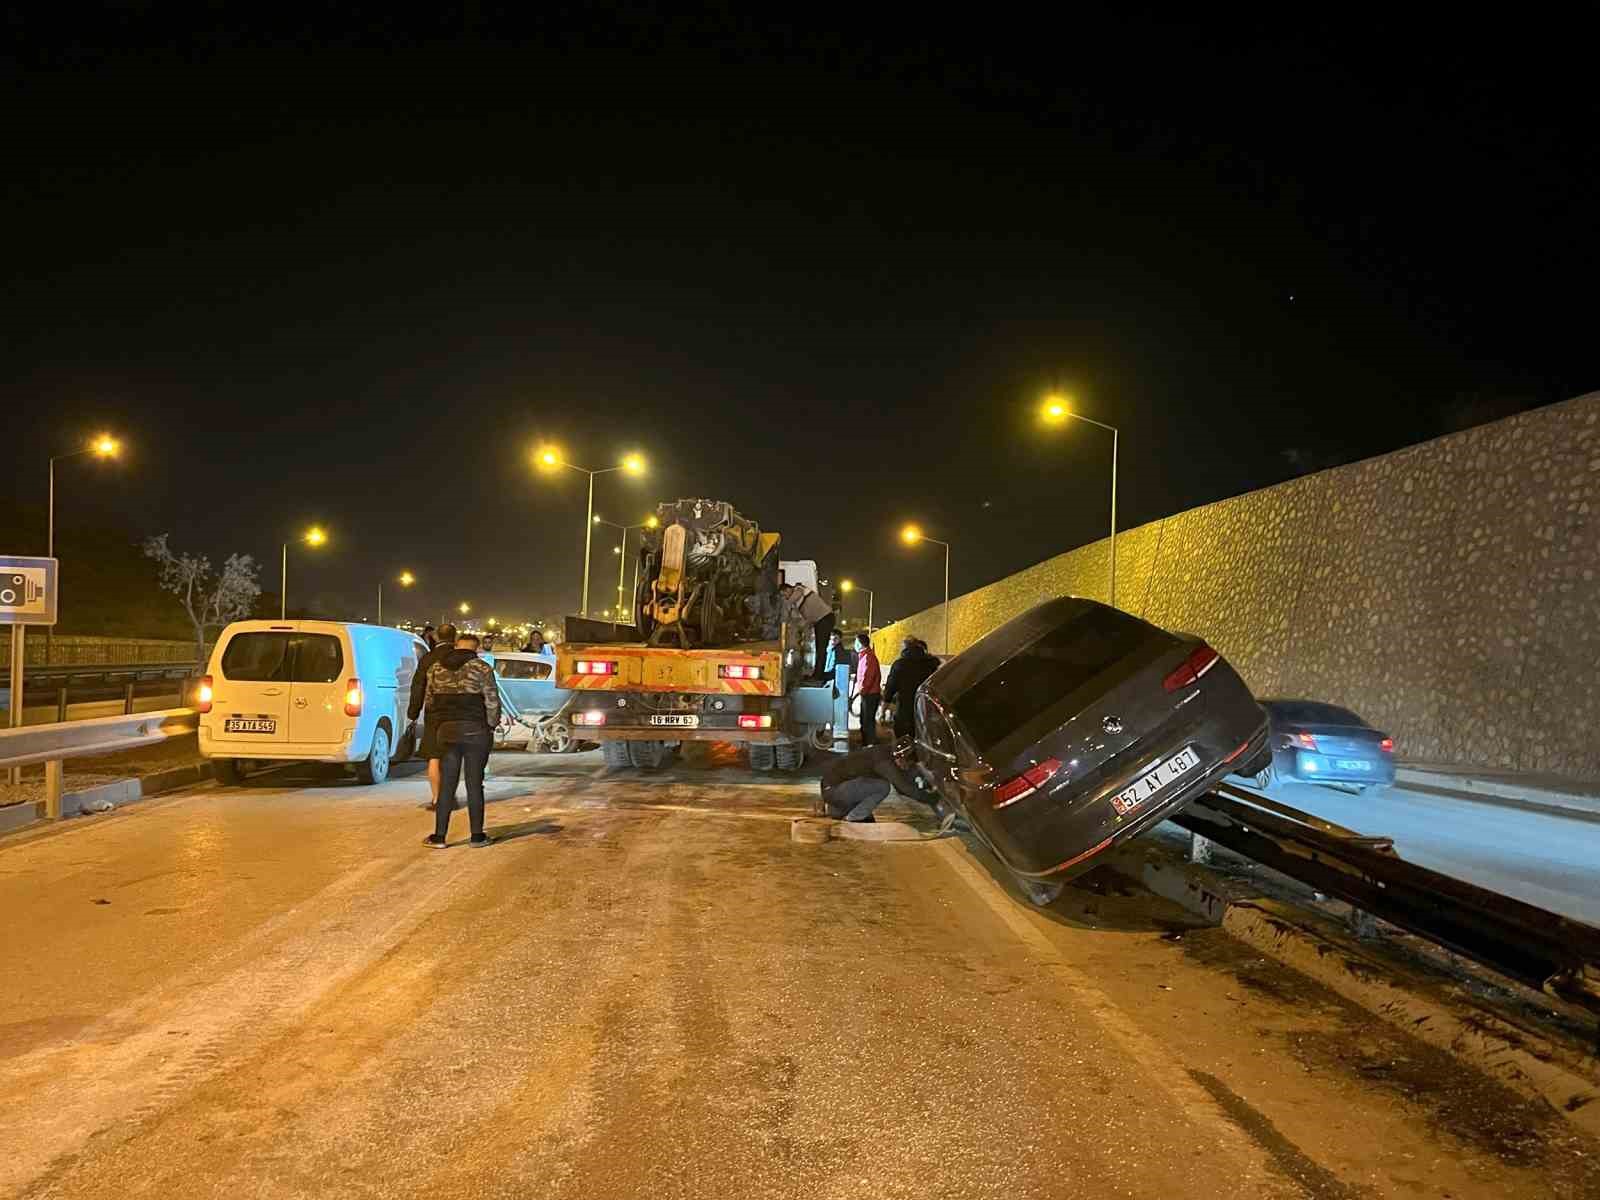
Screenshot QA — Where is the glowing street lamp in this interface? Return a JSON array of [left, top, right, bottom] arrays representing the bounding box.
[[534, 446, 649, 615], [281, 526, 329, 620], [1039, 393, 1119, 607], [900, 525, 952, 655], [839, 578, 874, 631], [459, 602, 471, 616], [48, 432, 122, 558], [378, 570, 415, 626]]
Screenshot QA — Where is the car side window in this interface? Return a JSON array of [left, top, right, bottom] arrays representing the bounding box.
[[918, 695, 957, 760]]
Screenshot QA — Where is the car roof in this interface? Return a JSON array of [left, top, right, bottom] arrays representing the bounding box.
[[1261, 698, 1371, 727]]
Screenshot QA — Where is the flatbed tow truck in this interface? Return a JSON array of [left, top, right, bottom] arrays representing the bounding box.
[[554, 499, 838, 771]]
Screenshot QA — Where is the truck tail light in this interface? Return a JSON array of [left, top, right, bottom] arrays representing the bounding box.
[[576, 660, 618, 676], [572, 710, 606, 726], [1295, 731, 1319, 751], [737, 714, 773, 729], [1162, 644, 1220, 692], [719, 664, 764, 680], [992, 757, 1062, 809], [344, 679, 363, 717], [197, 675, 214, 714]]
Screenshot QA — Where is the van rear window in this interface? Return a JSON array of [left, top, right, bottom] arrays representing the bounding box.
[[220, 633, 343, 683], [951, 607, 1160, 751]]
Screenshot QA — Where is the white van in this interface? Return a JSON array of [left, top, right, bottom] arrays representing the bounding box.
[[198, 620, 426, 786]]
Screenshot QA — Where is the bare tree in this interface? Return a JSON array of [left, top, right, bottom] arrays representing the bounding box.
[[142, 535, 262, 664]]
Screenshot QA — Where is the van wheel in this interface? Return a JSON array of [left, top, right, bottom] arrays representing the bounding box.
[[775, 740, 805, 771], [213, 758, 244, 786], [748, 742, 777, 772], [602, 740, 632, 769], [357, 726, 392, 785], [628, 740, 669, 770]]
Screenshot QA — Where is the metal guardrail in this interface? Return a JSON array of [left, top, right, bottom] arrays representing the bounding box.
[[4, 662, 196, 720], [0, 708, 199, 820], [1175, 783, 1600, 1016]]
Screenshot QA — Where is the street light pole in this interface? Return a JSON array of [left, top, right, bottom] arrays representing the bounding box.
[[899, 528, 952, 655], [582, 470, 596, 616], [280, 543, 288, 621], [536, 451, 645, 617], [1041, 400, 1119, 608]]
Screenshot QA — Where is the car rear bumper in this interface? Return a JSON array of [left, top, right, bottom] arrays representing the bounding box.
[[200, 728, 363, 762], [1279, 748, 1395, 785]]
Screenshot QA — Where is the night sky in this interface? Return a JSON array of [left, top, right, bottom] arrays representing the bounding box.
[[5, 10, 1596, 629]]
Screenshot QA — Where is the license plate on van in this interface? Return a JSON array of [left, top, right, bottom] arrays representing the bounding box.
[[1110, 746, 1200, 816], [650, 714, 699, 727], [223, 716, 278, 735]]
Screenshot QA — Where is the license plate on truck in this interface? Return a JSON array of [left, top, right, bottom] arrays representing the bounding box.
[[223, 716, 277, 735], [649, 714, 699, 727], [1110, 747, 1200, 816]]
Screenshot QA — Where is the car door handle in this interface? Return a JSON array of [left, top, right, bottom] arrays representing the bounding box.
[[294, 697, 309, 708], [261, 688, 284, 697]]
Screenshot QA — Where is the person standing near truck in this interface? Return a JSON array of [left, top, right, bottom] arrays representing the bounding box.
[[782, 577, 835, 681], [852, 631, 883, 746], [421, 632, 500, 849], [407, 621, 458, 812], [884, 636, 940, 741]]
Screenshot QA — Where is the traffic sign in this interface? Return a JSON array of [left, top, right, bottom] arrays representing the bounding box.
[[0, 556, 58, 626]]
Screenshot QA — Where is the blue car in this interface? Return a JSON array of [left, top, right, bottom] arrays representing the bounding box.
[[1246, 699, 1395, 793], [479, 651, 586, 753]]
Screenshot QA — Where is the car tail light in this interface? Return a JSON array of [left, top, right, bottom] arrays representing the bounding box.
[[197, 675, 214, 714], [738, 713, 774, 729], [992, 757, 1063, 809], [719, 664, 764, 680], [1295, 731, 1319, 751], [1380, 737, 1394, 753], [1162, 644, 1220, 692], [344, 678, 363, 717], [572, 710, 606, 726], [1221, 739, 1251, 764], [576, 660, 618, 676]]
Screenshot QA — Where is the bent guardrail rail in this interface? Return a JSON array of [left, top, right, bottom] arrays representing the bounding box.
[[1177, 783, 1600, 1017], [0, 708, 198, 820]]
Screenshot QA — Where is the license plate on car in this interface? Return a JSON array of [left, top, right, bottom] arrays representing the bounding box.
[[1110, 746, 1201, 816], [649, 714, 699, 727], [1336, 759, 1371, 771], [223, 716, 277, 735]]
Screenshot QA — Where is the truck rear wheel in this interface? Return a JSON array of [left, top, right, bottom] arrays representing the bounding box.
[[775, 740, 805, 771], [602, 741, 632, 769], [628, 740, 670, 770], [747, 742, 776, 772]]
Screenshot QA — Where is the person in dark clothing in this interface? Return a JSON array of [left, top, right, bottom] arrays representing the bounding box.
[[521, 629, 546, 654], [407, 622, 459, 812], [852, 631, 882, 746], [884, 637, 941, 740], [420, 634, 501, 848], [421, 624, 437, 650], [818, 737, 933, 822]]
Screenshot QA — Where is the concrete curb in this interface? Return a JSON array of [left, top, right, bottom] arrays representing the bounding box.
[[0, 760, 213, 835], [1141, 853, 1600, 1139], [1395, 765, 1600, 821]]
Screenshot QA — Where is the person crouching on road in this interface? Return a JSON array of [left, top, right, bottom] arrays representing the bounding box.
[[818, 736, 933, 823], [884, 636, 940, 741], [407, 622, 459, 812], [852, 631, 882, 746], [421, 632, 500, 849]]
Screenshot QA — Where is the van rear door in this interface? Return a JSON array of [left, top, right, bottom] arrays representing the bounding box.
[[214, 631, 294, 745], [287, 631, 351, 744]]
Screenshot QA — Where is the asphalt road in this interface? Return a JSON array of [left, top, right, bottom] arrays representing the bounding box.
[[2, 747, 1596, 1199], [1242, 776, 1600, 927]]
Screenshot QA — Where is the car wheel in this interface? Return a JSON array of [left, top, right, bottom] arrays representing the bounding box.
[[601, 740, 632, 769], [544, 722, 573, 754], [748, 742, 777, 772], [213, 758, 244, 786], [775, 740, 805, 771], [356, 726, 392, 785], [1018, 877, 1064, 907], [627, 740, 669, 770], [1252, 764, 1277, 791]]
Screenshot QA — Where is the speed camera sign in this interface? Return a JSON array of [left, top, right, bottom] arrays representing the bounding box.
[[0, 556, 58, 625]]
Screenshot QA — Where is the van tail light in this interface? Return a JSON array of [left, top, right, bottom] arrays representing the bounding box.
[[1379, 737, 1394, 753], [737, 713, 773, 729], [719, 664, 764, 680], [1162, 644, 1220, 692], [1295, 731, 1319, 751], [344, 678, 363, 717], [576, 660, 618, 676], [197, 675, 214, 714], [992, 757, 1063, 809]]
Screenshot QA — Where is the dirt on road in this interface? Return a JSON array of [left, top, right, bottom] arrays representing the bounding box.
[[0, 745, 1595, 1199]]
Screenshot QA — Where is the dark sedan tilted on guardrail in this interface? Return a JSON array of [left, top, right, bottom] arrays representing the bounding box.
[[912, 597, 1269, 906]]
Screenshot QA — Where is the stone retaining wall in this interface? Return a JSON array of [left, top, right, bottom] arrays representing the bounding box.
[[874, 391, 1600, 779]]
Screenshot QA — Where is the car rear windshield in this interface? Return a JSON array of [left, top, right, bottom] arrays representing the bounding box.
[[1270, 701, 1366, 727], [220, 633, 343, 683], [951, 606, 1161, 751], [497, 658, 552, 680]]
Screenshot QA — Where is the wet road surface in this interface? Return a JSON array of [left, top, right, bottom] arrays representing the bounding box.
[[1, 746, 1596, 1199]]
